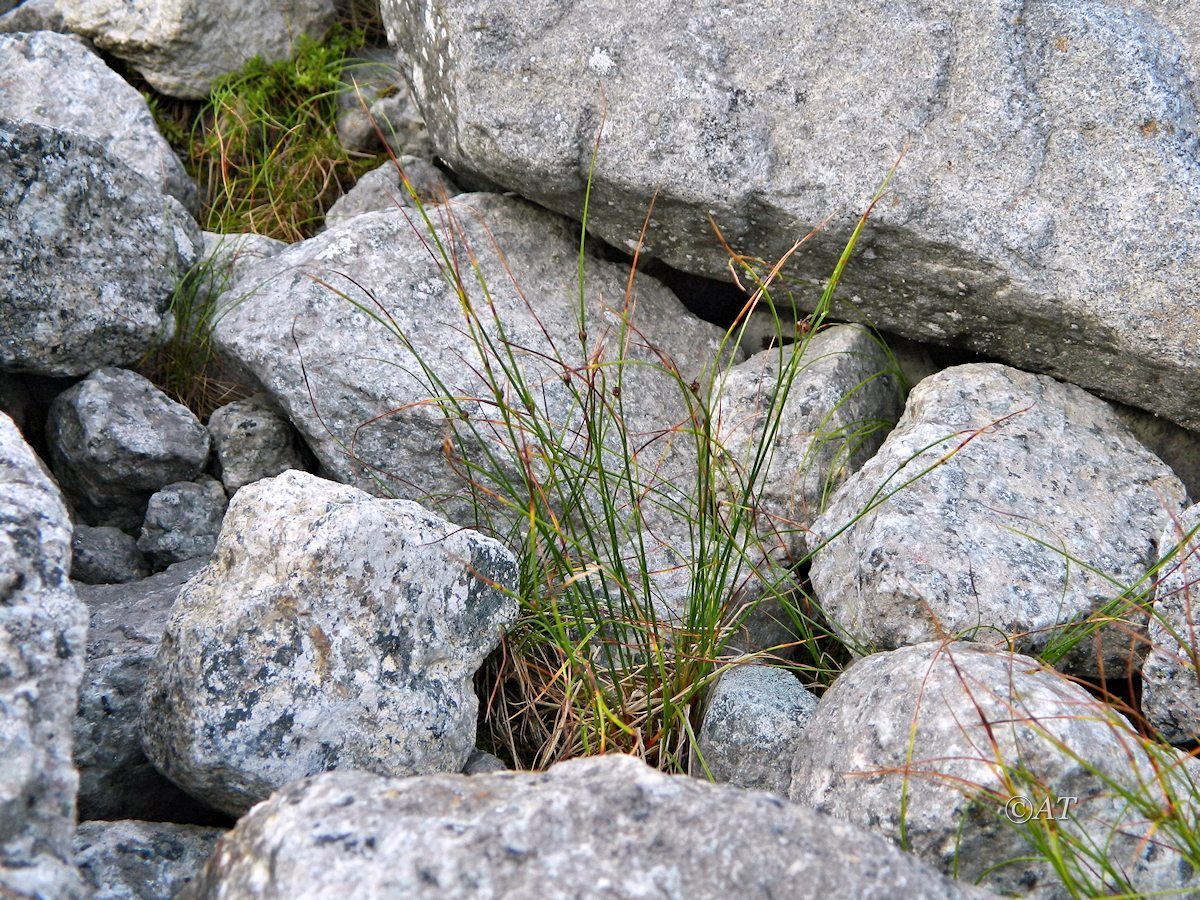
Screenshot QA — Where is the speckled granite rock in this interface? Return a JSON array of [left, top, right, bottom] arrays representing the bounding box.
[[74, 820, 224, 899], [137, 478, 227, 569], [324, 157, 458, 228], [789, 641, 1200, 897], [187, 756, 978, 899], [807, 363, 1186, 675], [72, 525, 149, 585], [206, 394, 306, 494], [141, 471, 519, 816], [0, 412, 87, 898]]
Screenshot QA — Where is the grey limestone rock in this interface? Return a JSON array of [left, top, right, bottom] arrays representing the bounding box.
[[713, 323, 902, 562], [47, 368, 211, 531], [137, 477, 227, 569], [789, 641, 1200, 897], [1142, 504, 1200, 743], [59, 0, 336, 99], [187, 755, 978, 899], [206, 394, 307, 494], [141, 470, 519, 816], [74, 820, 224, 900], [0, 31, 196, 210], [72, 524, 150, 585], [324, 157, 458, 227], [0, 121, 200, 377], [0, 412, 87, 898], [212, 193, 729, 526], [807, 363, 1187, 674], [385, 0, 1200, 432], [73, 560, 219, 824], [693, 664, 817, 796]]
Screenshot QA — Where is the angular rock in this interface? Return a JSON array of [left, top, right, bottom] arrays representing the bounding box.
[[693, 664, 817, 796], [387, 0, 1200, 431], [336, 47, 433, 157], [807, 363, 1187, 674], [141, 470, 519, 816], [72, 524, 150, 585], [0, 0, 67, 34], [462, 747, 507, 775], [212, 193, 729, 524], [46, 368, 211, 531], [188, 756, 976, 899], [60, 0, 336, 99], [1142, 504, 1200, 744], [0, 32, 196, 210], [713, 323, 902, 561], [137, 477, 227, 569], [0, 121, 200, 377], [73, 560, 221, 824], [324, 157, 458, 228], [789, 641, 1200, 897], [74, 820, 224, 899], [0, 412, 87, 898], [206, 394, 307, 494]]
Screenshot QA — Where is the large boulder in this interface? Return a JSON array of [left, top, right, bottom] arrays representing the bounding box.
[[141, 470, 519, 816], [46, 368, 211, 531], [212, 193, 729, 525], [1142, 503, 1200, 743], [806, 363, 1186, 674], [188, 755, 977, 898], [0, 31, 196, 210], [73, 560, 219, 824], [0, 122, 200, 377], [789, 641, 1200, 897], [385, 0, 1200, 432], [0, 412, 87, 898], [60, 0, 336, 99]]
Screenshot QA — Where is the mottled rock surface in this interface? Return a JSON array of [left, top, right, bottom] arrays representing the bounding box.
[[0, 0, 67, 34], [324, 157, 458, 227], [0, 122, 199, 377], [0, 31, 195, 209], [714, 324, 901, 561], [189, 756, 976, 899], [336, 47, 433, 157], [1142, 504, 1200, 744], [789, 641, 1200, 897], [206, 394, 307, 494], [60, 0, 336, 99], [73, 560, 220, 823], [47, 368, 211, 531], [74, 820, 224, 900], [0, 412, 87, 898], [72, 525, 149, 585], [807, 363, 1186, 674], [693, 664, 817, 796], [386, 0, 1200, 431], [137, 477, 227, 569], [142, 470, 518, 816]]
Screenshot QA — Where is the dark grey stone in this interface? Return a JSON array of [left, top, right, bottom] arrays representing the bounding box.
[[74, 820, 224, 900], [72, 524, 150, 585], [137, 477, 227, 569]]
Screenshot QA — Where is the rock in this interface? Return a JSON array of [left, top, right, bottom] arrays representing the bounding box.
[[462, 747, 506, 775], [0, 121, 200, 377], [386, 0, 1200, 432], [0, 0, 67, 34], [74, 820, 224, 899], [693, 664, 817, 796], [72, 524, 150, 585], [1110, 403, 1200, 502], [137, 477, 227, 569], [0, 32, 196, 210], [789, 641, 1200, 897], [141, 470, 519, 817], [73, 560, 223, 824], [0, 412, 87, 898], [324, 157, 458, 227], [59, 0, 337, 99], [212, 193, 729, 525], [206, 394, 308, 494], [807, 363, 1187, 675], [188, 756, 976, 899], [713, 323, 902, 561], [336, 47, 433, 157], [46, 368, 211, 531], [1142, 504, 1200, 744]]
